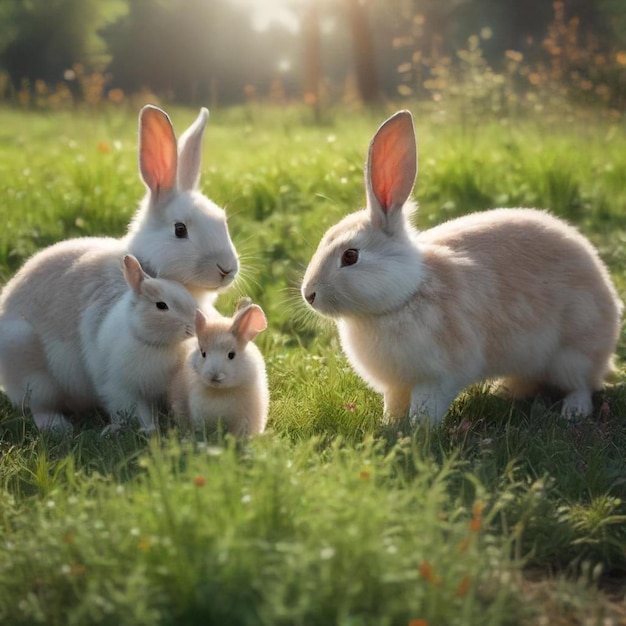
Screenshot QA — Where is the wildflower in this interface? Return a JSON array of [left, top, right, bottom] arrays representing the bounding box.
[[419, 561, 442, 586], [457, 419, 472, 434], [470, 501, 484, 532], [97, 141, 110, 154], [138, 537, 151, 551], [456, 536, 471, 554], [408, 619, 428, 626], [455, 576, 471, 597], [359, 469, 371, 480], [108, 88, 124, 104], [320, 547, 335, 560], [193, 475, 206, 487], [472, 501, 485, 517], [70, 563, 86, 577], [505, 50, 523, 63]]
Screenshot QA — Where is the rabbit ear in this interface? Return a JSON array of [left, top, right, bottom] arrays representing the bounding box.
[[123, 255, 147, 294], [194, 308, 208, 335], [365, 110, 417, 231], [231, 304, 267, 343], [177, 108, 209, 191], [139, 105, 178, 201]]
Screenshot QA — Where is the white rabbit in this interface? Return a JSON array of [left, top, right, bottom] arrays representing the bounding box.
[[0, 105, 239, 434], [301, 110, 622, 424], [84, 255, 196, 434], [169, 302, 269, 436]]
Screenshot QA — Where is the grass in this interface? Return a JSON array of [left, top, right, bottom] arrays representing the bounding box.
[[0, 102, 625, 625]]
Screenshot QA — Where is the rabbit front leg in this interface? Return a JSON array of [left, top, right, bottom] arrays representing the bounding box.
[[561, 388, 593, 420], [100, 386, 148, 435], [135, 397, 158, 434], [101, 397, 156, 435], [383, 387, 411, 421], [409, 380, 461, 425]]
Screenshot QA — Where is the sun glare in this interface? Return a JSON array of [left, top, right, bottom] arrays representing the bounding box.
[[233, 0, 302, 33]]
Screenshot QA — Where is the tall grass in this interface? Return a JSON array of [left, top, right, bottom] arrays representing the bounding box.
[[0, 103, 625, 625]]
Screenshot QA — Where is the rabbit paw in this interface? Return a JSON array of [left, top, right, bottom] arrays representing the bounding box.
[[409, 382, 458, 426], [33, 413, 73, 437], [100, 423, 122, 438], [561, 389, 593, 421]]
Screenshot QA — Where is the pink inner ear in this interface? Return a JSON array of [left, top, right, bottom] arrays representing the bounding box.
[[368, 112, 416, 214], [195, 309, 208, 335], [123, 255, 145, 293], [235, 305, 267, 342], [139, 108, 178, 197]]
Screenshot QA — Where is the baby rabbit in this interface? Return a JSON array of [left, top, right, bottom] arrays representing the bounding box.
[[0, 105, 238, 434], [84, 255, 196, 434], [302, 110, 622, 424], [170, 301, 269, 436]]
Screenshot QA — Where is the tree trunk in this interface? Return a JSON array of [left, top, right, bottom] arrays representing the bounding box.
[[303, 2, 322, 122], [345, 0, 382, 104]]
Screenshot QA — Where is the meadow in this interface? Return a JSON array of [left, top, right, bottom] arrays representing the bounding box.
[[0, 101, 625, 625]]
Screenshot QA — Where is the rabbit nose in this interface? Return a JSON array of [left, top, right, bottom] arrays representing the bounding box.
[[217, 264, 233, 278], [305, 291, 316, 305]]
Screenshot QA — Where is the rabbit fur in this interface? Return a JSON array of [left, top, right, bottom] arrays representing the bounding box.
[[85, 255, 196, 434], [169, 302, 269, 436], [301, 110, 622, 424], [0, 105, 238, 434]]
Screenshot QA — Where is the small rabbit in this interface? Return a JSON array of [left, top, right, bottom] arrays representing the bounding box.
[[0, 105, 239, 434], [301, 110, 622, 424], [169, 302, 269, 436], [84, 255, 196, 434]]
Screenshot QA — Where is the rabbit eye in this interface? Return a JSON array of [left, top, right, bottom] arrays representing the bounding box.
[[201, 350, 206, 358], [156, 301, 169, 310], [341, 248, 359, 267], [174, 222, 188, 239], [228, 351, 236, 360]]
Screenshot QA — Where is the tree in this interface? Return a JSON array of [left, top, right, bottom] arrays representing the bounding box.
[[345, 0, 382, 104], [0, 0, 126, 86]]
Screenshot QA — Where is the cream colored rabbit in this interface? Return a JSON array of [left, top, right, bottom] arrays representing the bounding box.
[[302, 110, 622, 424], [0, 105, 238, 434], [170, 302, 269, 436], [83, 255, 196, 434]]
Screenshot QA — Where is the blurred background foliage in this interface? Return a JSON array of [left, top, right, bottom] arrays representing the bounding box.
[[0, 0, 624, 116]]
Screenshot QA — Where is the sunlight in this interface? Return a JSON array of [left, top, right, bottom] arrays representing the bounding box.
[[231, 0, 302, 33]]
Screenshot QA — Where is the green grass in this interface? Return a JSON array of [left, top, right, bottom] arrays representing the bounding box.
[[1, 102, 626, 625]]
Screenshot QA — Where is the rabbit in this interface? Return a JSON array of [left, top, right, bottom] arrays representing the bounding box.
[[0, 105, 239, 435], [169, 301, 269, 436], [301, 110, 623, 425], [83, 254, 196, 434]]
